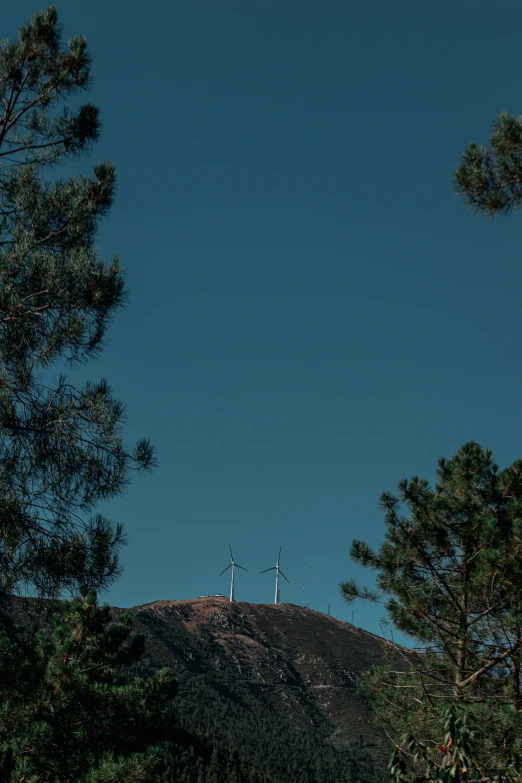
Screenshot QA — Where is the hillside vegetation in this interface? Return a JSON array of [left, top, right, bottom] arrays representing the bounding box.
[[8, 594, 400, 782]]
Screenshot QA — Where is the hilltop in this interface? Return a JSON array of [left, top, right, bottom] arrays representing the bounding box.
[[129, 597, 400, 767]]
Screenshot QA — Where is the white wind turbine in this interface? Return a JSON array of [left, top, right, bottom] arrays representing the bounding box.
[[219, 545, 247, 602], [259, 547, 289, 604]]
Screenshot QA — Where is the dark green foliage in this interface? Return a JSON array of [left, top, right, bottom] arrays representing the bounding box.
[[389, 703, 522, 783], [341, 442, 522, 781], [454, 112, 522, 217], [0, 6, 155, 600], [0, 8, 169, 782], [0, 592, 177, 782], [158, 675, 381, 782]]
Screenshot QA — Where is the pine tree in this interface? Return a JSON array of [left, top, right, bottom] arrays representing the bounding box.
[[0, 8, 180, 781], [454, 112, 522, 217], [0, 591, 177, 782], [340, 442, 522, 781], [0, 5, 155, 602]]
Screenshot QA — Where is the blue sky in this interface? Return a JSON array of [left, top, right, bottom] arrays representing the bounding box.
[[6, 1, 522, 643]]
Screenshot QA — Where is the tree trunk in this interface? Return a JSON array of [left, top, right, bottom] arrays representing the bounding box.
[[454, 563, 469, 702], [511, 621, 521, 712]]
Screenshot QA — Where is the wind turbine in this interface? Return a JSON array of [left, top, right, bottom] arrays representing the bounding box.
[[219, 545, 247, 602], [259, 547, 289, 604]]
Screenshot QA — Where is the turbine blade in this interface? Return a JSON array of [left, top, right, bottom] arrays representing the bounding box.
[[219, 564, 232, 576], [229, 544, 234, 561], [236, 564, 248, 571], [259, 567, 276, 574], [279, 570, 290, 583]]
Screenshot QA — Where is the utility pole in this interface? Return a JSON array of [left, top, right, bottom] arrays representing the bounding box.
[[301, 562, 306, 607]]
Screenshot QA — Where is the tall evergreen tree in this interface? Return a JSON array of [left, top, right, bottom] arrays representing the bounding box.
[[454, 112, 522, 217], [340, 442, 522, 781], [0, 6, 155, 601], [0, 9, 174, 780]]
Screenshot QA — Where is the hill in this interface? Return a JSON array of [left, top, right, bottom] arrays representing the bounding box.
[[132, 597, 388, 746], [6, 595, 405, 781], [129, 597, 400, 777]]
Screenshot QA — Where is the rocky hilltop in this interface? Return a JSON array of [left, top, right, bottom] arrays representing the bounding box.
[[129, 597, 393, 764]]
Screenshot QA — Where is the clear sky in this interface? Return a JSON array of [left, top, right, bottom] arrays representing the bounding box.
[[5, 1, 522, 643]]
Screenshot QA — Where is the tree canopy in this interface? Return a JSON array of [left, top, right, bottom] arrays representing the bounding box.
[[0, 592, 177, 782], [454, 112, 522, 218], [0, 5, 155, 602], [341, 442, 522, 781]]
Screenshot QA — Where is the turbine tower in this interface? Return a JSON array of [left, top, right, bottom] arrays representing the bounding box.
[[259, 547, 289, 604], [219, 545, 247, 602]]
